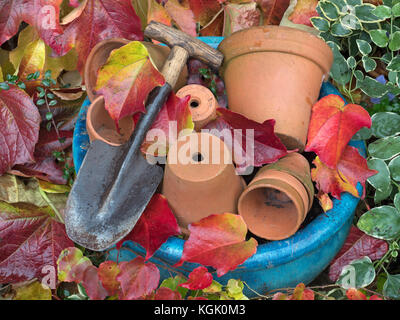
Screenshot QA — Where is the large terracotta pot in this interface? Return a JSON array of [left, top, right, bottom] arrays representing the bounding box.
[[86, 96, 134, 146], [162, 132, 245, 233], [176, 84, 218, 131], [84, 38, 188, 102], [218, 26, 333, 151], [238, 152, 314, 240]]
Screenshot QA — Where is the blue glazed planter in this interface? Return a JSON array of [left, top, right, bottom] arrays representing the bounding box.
[[72, 37, 365, 298]]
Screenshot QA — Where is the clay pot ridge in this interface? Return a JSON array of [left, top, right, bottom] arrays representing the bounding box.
[[218, 26, 334, 151]]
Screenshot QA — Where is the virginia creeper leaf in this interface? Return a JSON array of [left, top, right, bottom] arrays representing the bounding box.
[[53, 0, 144, 73], [291, 283, 315, 300], [0, 85, 41, 175], [257, 0, 291, 25], [95, 41, 165, 131], [204, 108, 288, 174], [187, 0, 222, 26], [116, 194, 181, 260], [305, 94, 372, 169], [288, 0, 319, 27], [34, 128, 73, 158], [346, 288, 367, 300], [13, 281, 52, 300], [0, 202, 73, 283], [329, 226, 388, 282], [164, 0, 197, 37], [175, 213, 258, 277], [147, 0, 172, 29], [98, 261, 121, 297], [153, 287, 182, 300], [116, 256, 160, 300], [223, 2, 261, 37], [178, 266, 213, 290]]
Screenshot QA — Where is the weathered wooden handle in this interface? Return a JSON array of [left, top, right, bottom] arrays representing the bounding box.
[[161, 46, 189, 88], [144, 21, 224, 70]]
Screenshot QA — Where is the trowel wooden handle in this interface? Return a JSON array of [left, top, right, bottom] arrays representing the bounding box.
[[161, 46, 189, 88], [144, 21, 224, 70]]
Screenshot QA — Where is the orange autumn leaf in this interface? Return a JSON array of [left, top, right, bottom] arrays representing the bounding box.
[[147, 0, 172, 28], [288, 0, 319, 27], [165, 0, 197, 37], [346, 288, 367, 300], [317, 192, 333, 212], [305, 95, 371, 169]]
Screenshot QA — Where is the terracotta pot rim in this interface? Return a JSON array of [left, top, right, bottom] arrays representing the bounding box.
[[84, 38, 130, 101], [218, 25, 333, 78], [238, 177, 305, 240]]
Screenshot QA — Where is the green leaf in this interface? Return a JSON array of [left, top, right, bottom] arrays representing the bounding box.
[[319, 1, 340, 20], [394, 193, 400, 211], [355, 4, 385, 22], [367, 158, 391, 192], [328, 43, 352, 85], [393, 2, 400, 17], [354, 69, 365, 81], [369, 29, 390, 47], [358, 76, 389, 98], [383, 274, 400, 299], [375, 183, 393, 203], [389, 156, 400, 181], [362, 56, 377, 72], [372, 5, 392, 19], [347, 56, 357, 69], [346, 0, 362, 6], [389, 31, 400, 51], [36, 99, 46, 106], [352, 127, 372, 140], [371, 112, 400, 138], [17, 82, 26, 90], [356, 39, 372, 55], [357, 206, 400, 240], [336, 257, 376, 289], [310, 17, 330, 32], [49, 100, 57, 106], [159, 276, 188, 299], [226, 279, 248, 300], [341, 14, 362, 30], [331, 21, 353, 36], [368, 135, 400, 160], [45, 112, 53, 121], [387, 56, 400, 72], [0, 82, 10, 90]]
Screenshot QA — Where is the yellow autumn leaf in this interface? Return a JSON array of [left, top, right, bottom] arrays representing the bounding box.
[[13, 281, 52, 300]]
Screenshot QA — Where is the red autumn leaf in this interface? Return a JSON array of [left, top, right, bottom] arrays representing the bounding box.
[[311, 145, 378, 200], [223, 2, 261, 36], [52, 0, 143, 73], [34, 129, 73, 158], [147, 0, 172, 29], [69, 0, 80, 8], [204, 108, 288, 174], [305, 94, 372, 169], [257, 0, 291, 25], [98, 261, 121, 297], [199, 12, 224, 36], [164, 0, 197, 37], [290, 283, 315, 300], [95, 41, 165, 131], [0, 0, 63, 48], [139, 92, 193, 157], [288, 0, 319, 27], [80, 264, 108, 300], [175, 213, 258, 277], [11, 156, 67, 185], [0, 85, 41, 175], [116, 257, 160, 300], [153, 287, 182, 300], [369, 295, 383, 300], [329, 226, 388, 282], [178, 266, 213, 290], [116, 194, 181, 260], [0, 202, 73, 283], [346, 288, 367, 300], [187, 0, 222, 26], [272, 292, 289, 300]]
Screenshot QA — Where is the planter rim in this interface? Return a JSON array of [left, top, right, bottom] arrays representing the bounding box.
[[218, 25, 333, 78]]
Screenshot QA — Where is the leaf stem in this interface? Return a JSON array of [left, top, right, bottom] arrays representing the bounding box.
[[39, 188, 64, 224]]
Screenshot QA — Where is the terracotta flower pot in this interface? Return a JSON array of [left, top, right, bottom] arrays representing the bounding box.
[[162, 132, 245, 232], [238, 152, 314, 240], [176, 84, 218, 131], [218, 26, 333, 151], [84, 38, 188, 102], [86, 96, 134, 146]]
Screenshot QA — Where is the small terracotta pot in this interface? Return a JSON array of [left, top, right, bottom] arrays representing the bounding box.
[[84, 38, 188, 101], [238, 152, 314, 240], [218, 26, 333, 151], [176, 84, 218, 131], [86, 96, 134, 146], [162, 132, 245, 232]]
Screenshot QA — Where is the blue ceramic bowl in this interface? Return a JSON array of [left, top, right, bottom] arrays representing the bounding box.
[[73, 38, 364, 298]]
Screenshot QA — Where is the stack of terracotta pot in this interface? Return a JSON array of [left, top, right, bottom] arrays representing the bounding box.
[[84, 25, 333, 241]]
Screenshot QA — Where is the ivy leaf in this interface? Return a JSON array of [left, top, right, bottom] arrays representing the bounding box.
[[305, 94, 372, 169], [52, 0, 143, 73], [0, 0, 64, 48], [0, 85, 41, 175], [329, 226, 388, 282], [288, 0, 319, 27], [357, 206, 400, 240], [0, 202, 73, 283], [204, 108, 288, 174], [175, 213, 258, 277], [116, 194, 181, 261], [178, 266, 213, 291], [368, 135, 400, 160], [139, 92, 194, 157], [336, 256, 376, 289], [116, 257, 160, 300], [95, 41, 165, 131], [383, 273, 400, 299], [258, 0, 291, 26], [222, 2, 261, 37]]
